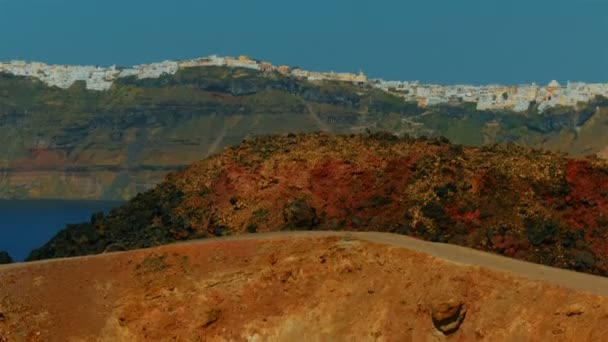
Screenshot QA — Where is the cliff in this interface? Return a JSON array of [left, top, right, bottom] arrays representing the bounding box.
[[3, 56, 607, 112], [1, 57, 608, 200], [28, 133, 608, 278], [3, 233, 608, 340]]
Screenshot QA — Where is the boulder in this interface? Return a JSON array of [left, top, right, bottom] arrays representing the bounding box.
[[430, 298, 466, 335], [283, 198, 318, 230]]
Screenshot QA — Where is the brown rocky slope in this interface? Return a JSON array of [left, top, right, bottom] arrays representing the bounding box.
[[4, 232, 608, 341], [28, 133, 608, 278]]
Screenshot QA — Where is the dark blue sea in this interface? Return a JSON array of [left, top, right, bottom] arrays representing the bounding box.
[[0, 200, 122, 261]]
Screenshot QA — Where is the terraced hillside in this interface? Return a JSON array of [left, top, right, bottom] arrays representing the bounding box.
[[29, 133, 608, 278], [1, 66, 607, 199]]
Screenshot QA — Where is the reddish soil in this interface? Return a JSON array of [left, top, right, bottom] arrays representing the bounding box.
[[29, 133, 608, 278], [3, 232, 608, 341], [11, 149, 68, 171]]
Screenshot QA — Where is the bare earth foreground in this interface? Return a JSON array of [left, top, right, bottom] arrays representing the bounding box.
[[3, 232, 608, 341]]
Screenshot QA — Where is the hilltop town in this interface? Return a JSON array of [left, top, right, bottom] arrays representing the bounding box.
[[1, 55, 607, 112]]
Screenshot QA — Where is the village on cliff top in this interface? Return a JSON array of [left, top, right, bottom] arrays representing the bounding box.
[[1, 55, 607, 113]]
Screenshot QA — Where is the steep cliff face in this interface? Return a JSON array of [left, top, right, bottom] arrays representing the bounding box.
[[28, 133, 608, 278], [1, 65, 608, 200]]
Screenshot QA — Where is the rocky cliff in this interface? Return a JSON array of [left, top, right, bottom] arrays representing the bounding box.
[[1, 58, 608, 200], [28, 133, 608, 278]]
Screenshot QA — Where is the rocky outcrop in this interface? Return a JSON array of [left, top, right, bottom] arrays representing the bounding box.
[[430, 298, 466, 334], [282, 198, 319, 230], [4, 233, 608, 340], [26, 182, 196, 261], [27, 133, 608, 278]]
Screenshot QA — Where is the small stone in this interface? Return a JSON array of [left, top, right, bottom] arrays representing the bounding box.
[[203, 308, 221, 327], [118, 317, 126, 327], [564, 304, 585, 316], [370, 331, 382, 338], [430, 299, 466, 335], [280, 270, 294, 283], [268, 254, 278, 266]]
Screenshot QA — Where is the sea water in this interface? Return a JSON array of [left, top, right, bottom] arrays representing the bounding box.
[[0, 200, 122, 261]]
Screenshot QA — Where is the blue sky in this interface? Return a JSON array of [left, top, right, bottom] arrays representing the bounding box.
[[0, 0, 606, 84]]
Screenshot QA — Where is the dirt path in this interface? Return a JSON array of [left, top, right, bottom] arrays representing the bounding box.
[[357, 232, 608, 296], [205, 115, 243, 157], [5, 231, 608, 296], [305, 103, 331, 133]]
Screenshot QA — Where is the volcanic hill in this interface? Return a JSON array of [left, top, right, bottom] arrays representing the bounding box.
[[28, 133, 608, 278], [4, 232, 608, 341], [1, 57, 608, 200]]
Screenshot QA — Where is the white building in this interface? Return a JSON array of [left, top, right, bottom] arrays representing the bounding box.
[[0, 56, 607, 112]]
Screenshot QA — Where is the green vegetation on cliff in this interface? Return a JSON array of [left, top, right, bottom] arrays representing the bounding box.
[[1, 66, 607, 199]]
